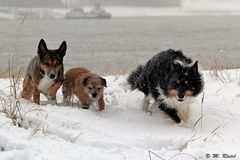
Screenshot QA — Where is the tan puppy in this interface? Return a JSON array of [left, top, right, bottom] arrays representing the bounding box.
[[62, 67, 107, 111]]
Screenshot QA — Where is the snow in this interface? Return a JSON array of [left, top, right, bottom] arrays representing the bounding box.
[[0, 69, 240, 160]]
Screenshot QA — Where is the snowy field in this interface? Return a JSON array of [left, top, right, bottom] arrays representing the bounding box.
[[0, 69, 240, 160]]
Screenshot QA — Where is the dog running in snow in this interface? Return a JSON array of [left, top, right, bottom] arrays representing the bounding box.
[[21, 39, 67, 104], [127, 49, 204, 124], [62, 67, 107, 111]]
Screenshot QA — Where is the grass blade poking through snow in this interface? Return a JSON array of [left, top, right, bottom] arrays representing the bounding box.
[[192, 92, 205, 131], [178, 133, 197, 152], [201, 92, 205, 131], [204, 123, 225, 142], [0, 60, 23, 127], [148, 150, 198, 160], [70, 132, 83, 143]]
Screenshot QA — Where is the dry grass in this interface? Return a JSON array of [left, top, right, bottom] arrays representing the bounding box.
[[0, 67, 25, 78], [208, 56, 240, 84], [178, 133, 197, 152], [204, 123, 227, 142], [194, 53, 240, 84], [192, 92, 206, 132], [0, 54, 26, 78], [0, 15, 26, 78], [148, 150, 199, 160], [0, 62, 24, 127]]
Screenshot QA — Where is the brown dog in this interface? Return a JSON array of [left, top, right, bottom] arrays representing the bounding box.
[[62, 67, 107, 111], [21, 39, 67, 104]]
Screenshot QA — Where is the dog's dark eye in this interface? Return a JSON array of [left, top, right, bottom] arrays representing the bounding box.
[[97, 87, 101, 90], [44, 62, 50, 66], [88, 87, 93, 90], [171, 86, 178, 89], [171, 83, 179, 89], [54, 63, 60, 67]]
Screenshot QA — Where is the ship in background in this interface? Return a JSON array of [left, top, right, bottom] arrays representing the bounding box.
[[65, 3, 112, 19], [0, 0, 181, 19]]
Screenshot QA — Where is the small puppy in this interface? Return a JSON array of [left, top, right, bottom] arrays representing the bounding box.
[[62, 67, 107, 111], [21, 39, 67, 104], [127, 49, 204, 124]]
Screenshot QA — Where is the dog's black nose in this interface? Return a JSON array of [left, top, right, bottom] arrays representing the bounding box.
[[177, 93, 185, 102], [50, 74, 56, 79], [92, 93, 97, 98], [178, 93, 184, 99]]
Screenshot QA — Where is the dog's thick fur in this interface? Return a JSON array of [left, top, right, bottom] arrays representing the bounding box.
[[127, 49, 204, 124], [21, 39, 67, 104], [62, 67, 107, 111]]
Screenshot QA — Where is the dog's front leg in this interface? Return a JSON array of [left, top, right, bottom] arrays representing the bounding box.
[[77, 93, 90, 109], [159, 103, 181, 123], [33, 87, 40, 105], [98, 96, 105, 111], [48, 81, 63, 100], [141, 94, 150, 112]]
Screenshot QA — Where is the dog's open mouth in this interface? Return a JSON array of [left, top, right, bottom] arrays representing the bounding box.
[[177, 98, 184, 102], [176, 95, 186, 102]]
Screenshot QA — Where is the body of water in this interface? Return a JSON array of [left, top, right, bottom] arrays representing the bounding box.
[[0, 16, 240, 75]]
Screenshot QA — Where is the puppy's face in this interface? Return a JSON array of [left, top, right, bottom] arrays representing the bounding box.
[[82, 75, 107, 100], [167, 61, 204, 102], [38, 39, 67, 80]]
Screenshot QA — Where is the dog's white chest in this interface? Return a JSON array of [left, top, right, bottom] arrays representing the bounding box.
[[38, 77, 55, 93]]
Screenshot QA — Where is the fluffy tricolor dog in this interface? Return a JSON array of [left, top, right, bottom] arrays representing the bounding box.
[[127, 49, 204, 124], [62, 67, 107, 111], [21, 39, 67, 104]]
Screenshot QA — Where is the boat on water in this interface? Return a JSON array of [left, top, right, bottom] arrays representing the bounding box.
[[65, 4, 112, 19]]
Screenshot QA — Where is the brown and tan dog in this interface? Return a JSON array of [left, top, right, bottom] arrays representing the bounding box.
[[21, 39, 67, 104], [62, 67, 107, 111]]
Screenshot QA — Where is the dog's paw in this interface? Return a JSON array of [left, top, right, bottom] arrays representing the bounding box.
[[177, 121, 191, 128], [82, 106, 90, 110], [149, 102, 160, 112], [48, 99, 57, 106], [141, 105, 149, 112]]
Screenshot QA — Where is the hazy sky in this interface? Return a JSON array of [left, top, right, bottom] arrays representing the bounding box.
[[1, 0, 240, 8]]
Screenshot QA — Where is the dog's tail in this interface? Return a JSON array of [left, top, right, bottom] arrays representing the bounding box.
[[127, 65, 145, 90]]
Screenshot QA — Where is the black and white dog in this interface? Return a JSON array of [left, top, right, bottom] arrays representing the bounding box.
[[127, 49, 204, 124]]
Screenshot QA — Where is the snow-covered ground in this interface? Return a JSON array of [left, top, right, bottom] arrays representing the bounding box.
[[0, 69, 240, 160]]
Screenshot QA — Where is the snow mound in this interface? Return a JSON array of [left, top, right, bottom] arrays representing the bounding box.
[[0, 70, 240, 160]]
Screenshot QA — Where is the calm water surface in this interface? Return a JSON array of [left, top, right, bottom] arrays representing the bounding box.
[[0, 16, 240, 75]]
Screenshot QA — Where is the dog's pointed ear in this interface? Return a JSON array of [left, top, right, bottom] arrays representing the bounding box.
[[83, 76, 90, 86], [101, 77, 107, 87], [170, 62, 175, 71], [58, 41, 67, 58], [191, 61, 198, 72], [168, 62, 179, 72], [38, 39, 48, 58]]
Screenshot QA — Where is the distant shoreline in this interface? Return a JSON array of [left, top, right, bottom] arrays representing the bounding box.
[[1, 16, 240, 76], [2, 6, 240, 19]]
